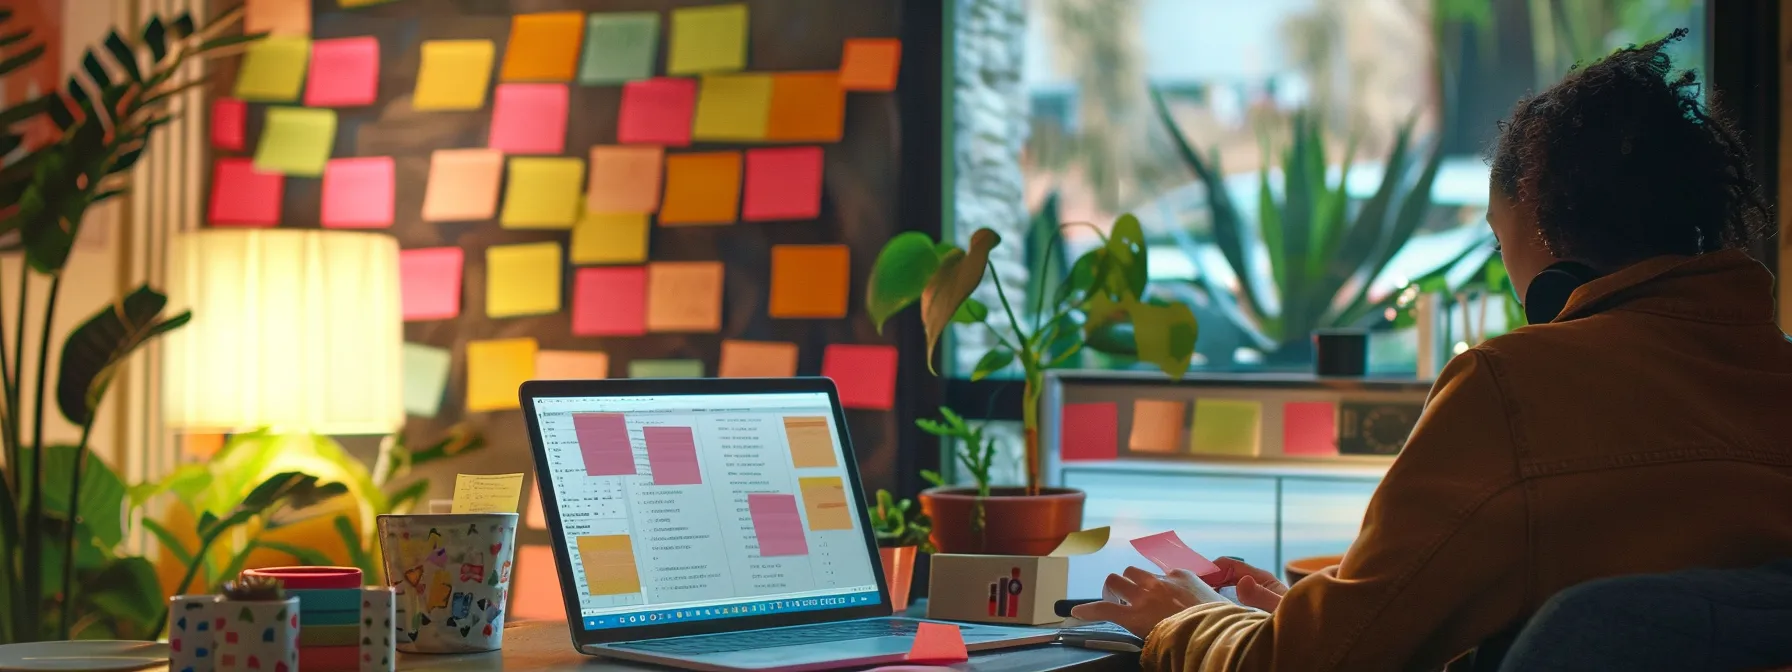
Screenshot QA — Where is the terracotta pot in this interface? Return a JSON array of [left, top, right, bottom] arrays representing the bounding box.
[[918, 486, 1085, 556], [878, 545, 918, 612], [1284, 554, 1344, 585]]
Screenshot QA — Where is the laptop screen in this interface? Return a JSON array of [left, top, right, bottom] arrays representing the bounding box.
[[531, 391, 883, 631]]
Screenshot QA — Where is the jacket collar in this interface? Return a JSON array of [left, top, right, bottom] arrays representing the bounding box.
[[1553, 249, 1775, 324]]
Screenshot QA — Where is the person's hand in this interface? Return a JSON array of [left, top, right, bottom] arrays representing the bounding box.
[[1069, 567, 1225, 637], [1212, 557, 1288, 612]]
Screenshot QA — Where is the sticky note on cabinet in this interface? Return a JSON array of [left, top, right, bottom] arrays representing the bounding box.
[[402, 342, 452, 417], [742, 146, 823, 221], [617, 78, 696, 146], [489, 83, 569, 155], [535, 350, 610, 380], [659, 152, 741, 225], [245, 0, 310, 36], [466, 338, 537, 412], [820, 345, 897, 411], [629, 359, 704, 379], [234, 36, 310, 102], [1129, 399, 1187, 454], [1060, 402, 1118, 461], [414, 40, 495, 110], [839, 38, 902, 91], [304, 36, 379, 107], [211, 98, 246, 150], [422, 148, 503, 222], [572, 267, 647, 336], [207, 158, 283, 227], [580, 12, 660, 84], [768, 244, 849, 318], [692, 74, 771, 141], [1282, 401, 1340, 457], [500, 11, 585, 82], [400, 247, 463, 321], [766, 73, 844, 142], [320, 156, 394, 228], [587, 146, 663, 214], [668, 3, 748, 75], [500, 157, 584, 229], [571, 212, 649, 265], [451, 473, 525, 514], [485, 242, 563, 318], [719, 340, 798, 378], [1190, 398, 1262, 456], [253, 107, 335, 177], [646, 262, 724, 332]]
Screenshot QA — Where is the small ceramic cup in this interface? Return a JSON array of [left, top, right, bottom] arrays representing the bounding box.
[[215, 596, 300, 672], [377, 513, 519, 654], [167, 594, 223, 672]]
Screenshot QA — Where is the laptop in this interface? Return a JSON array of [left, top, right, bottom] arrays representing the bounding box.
[[520, 377, 1055, 671]]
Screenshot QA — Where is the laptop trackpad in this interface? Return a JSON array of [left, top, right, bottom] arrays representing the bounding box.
[[693, 637, 913, 667]]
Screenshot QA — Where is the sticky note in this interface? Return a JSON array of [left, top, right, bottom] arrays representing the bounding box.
[[422, 148, 503, 221], [839, 38, 902, 91], [629, 359, 703, 379], [1060, 402, 1118, 461], [1130, 530, 1222, 580], [719, 340, 798, 378], [402, 342, 452, 417], [489, 83, 569, 155], [820, 344, 897, 411], [905, 622, 968, 664], [400, 247, 463, 321], [743, 146, 824, 221], [535, 350, 610, 380], [659, 152, 741, 225], [587, 146, 663, 214], [485, 242, 563, 318], [668, 3, 748, 75], [769, 244, 849, 318], [645, 262, 724, 332], [1048, 526, 1110, 557], [466, 338, 536, 412], [580, 12, 660, 84], [233, 36, 310, 102], [253, 107, 335, 177], [525, 488, 547, 529], [617, 78, 696, 146], [499, 157, 584, 229], [211, 98, 246, 150], [245, 0, 310, 36], [692, 74, 771, 141], [1283, 401, 1340, 457], [571, 212, 649, 265], [766, 73, 844, 142], [500, 11, 585, 82], [414, 40, 495, 110], [451, 473, 525, 514], [320, 156, 394, 228], [1191, 398, 1262, 456], [337, 0, 395, 6], [1129, 399, 1187, 454], [207, 158, 283, 227], [304, 36, 379, 107], [572, 267, 647, 336]]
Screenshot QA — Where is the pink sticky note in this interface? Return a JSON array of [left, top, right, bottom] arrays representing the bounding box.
[[742, 146, 823, 221], [1060, 402, 1118, 461], [211, 97, 246, 150], [644, 426, 702, 486], [905, 623, 968, 663], [207, 158, 283, 226], [320, 156, 394, 228], [617, 77, 696, 146], [400, 247, 464, 321], [489, 83, 569, 154], [572, 267, 647, 336], [304, 36, 380, 107], [821, 344, 897, 411], [1130, 531, 1222, 582], [747, 494, 809, 557], [1283, 401, 1340, 457], [575, 413, 636, 476]]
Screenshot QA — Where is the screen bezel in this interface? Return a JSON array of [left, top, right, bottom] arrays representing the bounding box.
[[519, 377, 894, 646]]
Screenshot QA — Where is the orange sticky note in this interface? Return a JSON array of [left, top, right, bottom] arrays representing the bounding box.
[[587, 146, 663, 214], [1129, 399, 1187, 453], [535, 350, 610, 380], [646, 262, 724, 332], [422, 149, 503, 221], [905, 623, 967, 663], [719, 340, 798, 378], [659, 152, 741, 225], [500, 11, 585, 81], [766, 73, 844, 142], [769, 244, 849, 318], [245, 0, 310, 36], [742, 147, 823, 221], [466, 338, 537, 412], [839, 38, 902, 91], [321, 156, 394, 229]]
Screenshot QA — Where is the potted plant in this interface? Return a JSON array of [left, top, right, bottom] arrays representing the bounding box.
[[866, 489, 933, 612], [867, 215, 1197, 555]]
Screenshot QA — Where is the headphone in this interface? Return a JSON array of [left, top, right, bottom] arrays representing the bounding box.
[[1522, 261, 1601, 325]]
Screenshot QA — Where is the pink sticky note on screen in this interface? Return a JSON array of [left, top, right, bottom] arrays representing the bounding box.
[[489, 83, 569, 154], [1060, 402, 1118, 461], [747, 493, 810, 557], [904, 623, 968, 663], [742, 146, 823, 221], [618, 78, 695, 146], [1130, 531, 1222, 582], [321, 156, 394, 228], [572, 267, 647, 336], [1283, 401, 1340, 457], [400, 247, 464, 321], [304, 36, 380, 107], [208, 158, 283, 226], [821, 344, 897, 411], [211, 97, 246, 150]]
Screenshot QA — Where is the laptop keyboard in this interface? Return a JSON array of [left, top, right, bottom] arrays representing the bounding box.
[[610, 619, 921, 655]]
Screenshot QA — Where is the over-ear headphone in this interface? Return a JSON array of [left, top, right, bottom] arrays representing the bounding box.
[[1523, 261, 1601, 325]]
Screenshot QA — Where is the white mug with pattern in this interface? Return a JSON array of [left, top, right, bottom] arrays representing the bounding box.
[[376, 513, 518, 653]]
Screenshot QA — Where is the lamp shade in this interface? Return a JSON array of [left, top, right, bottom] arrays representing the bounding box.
[[163, 229, 403, 434]]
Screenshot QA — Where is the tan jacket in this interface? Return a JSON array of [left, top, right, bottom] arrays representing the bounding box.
[[1144, 250, 1792, 671]]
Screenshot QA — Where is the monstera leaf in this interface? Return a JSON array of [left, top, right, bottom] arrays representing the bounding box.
[[56, 285, 190, 426], [919, 229, 1001, 372]]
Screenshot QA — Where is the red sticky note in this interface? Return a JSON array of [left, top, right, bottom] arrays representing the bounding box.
[[617, 77, 696, 146], [207, 158, 283, 227], [904, 622, 968, 663], [303, 36, 380, 107], [400, 247, 464, 321], [742, 146, 823, 222], [573, 267, 647, 336], [1283, 401, 1340, 457], [1060, 402, 1118, 461], [489, 83, 569, 154], [821, 344, 897, 411], [839, 38, 902, 91], [1130, 531, 1223, 583], [211, 97, 246, 150], [320, 156, 394, 228]]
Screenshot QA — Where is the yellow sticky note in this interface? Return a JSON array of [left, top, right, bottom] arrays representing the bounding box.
[[1048, 526, 1111, 557], [668, 3, 748, 75], [1129, 399, 1188, 453], [253, 107, 335, 177], [719, 340, 798, 378], [466, 338, 537, 412], [422, 148, 503, 222], [769, 244, 849, 318], [500, 157, 584, 229], [501, 11, 585, 81], [414, 40, 495, 110], [535, 350, 610, 380], [451, 473, 525, 514], [588, 146, 663, 214], [646, 261, 724, 332], [692, 74, 771, 141], [245, 0, 310, 36], [485, 242, 562, 318], [571, 212, 649, 265], [234, 36, 311, 102], [659, 152, 741, 225], [1190, 398, 1262, 456]]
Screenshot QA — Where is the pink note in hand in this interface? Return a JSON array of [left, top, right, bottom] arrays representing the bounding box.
[[489, 83, 569, 154], [1060, 402, 1118, 461], [617, 78, 696, 146], [1130, 531, 1222, 583], [904, 622, 968, 663]]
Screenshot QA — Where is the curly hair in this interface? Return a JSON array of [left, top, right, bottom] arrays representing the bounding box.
[[1489, 28, 1769, 266]]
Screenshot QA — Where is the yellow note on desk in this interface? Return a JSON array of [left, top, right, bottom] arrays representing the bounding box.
[[451, 473, 525, 514]]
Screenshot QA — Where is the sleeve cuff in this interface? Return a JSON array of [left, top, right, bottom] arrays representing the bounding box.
[[1141, 602, 1271, 672]]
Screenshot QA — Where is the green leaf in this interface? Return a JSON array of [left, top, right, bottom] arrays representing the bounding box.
[[951, 297, 988, 324], [141, 17, 167, 61], [1104, 214, 1148, 300], [170, 13, 196, 38], [37, 444, 126, 547], [1083, 320, 1137, 356], [386, 479, 430, 514], [82, 51, 112, 90], [140, 517, 193, 566], [919, 469, 945, 487], [1057, 248, 1104, 306], [103, 32, 141, 83], [0, 42, 44, 78], [85, 557, 162, 629], [57, 285, 192, 426], [865, 231, 943, 332], [0, 94, 52, 127], [1023, 191, 1065, 314], [196, 511, 220, 537], [333, 515, 374, 577], [0, 28, 28, 49], [919, 228, 1000, 373], [1127, 300, 1199, 379], [43, 91, 74, 129], [968, 348, 1014, 382], [1152, 87, 1268, 320]]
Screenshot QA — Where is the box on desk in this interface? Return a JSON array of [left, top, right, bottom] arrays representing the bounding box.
[[923, 527, 1108, 626]]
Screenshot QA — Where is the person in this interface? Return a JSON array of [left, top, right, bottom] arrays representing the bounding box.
[[1073, 29, 1792, 671]]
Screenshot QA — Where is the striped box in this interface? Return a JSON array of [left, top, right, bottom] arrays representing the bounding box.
[[299, 623, 360, 647]]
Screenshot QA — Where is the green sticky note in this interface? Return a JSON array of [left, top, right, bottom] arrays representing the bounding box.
[[253, 107, 336, 176], [403, 343, 452, 418], [234, 36, 311, 102], [1190, 399, 1262, 457], [499, 157, 584, 229], [580, 12, 660, 85], [692, 74, 771, 141], [668, 3, 747, 75], [628, 359, 704, 379]]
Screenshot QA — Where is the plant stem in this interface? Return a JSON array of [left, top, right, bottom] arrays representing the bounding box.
[[18, 272, 57, 642], [10, 261, 25, 464], [159, 526, 228, 636], [58, 422, 94, 640], [986, 264, 1043, 495]]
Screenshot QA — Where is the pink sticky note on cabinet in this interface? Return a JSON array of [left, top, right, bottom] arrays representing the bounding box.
[[400, 247, 464, 321], [1130, 531, 1222, 583], [572, 267, 647, 336], [211, 97, 246, 150], [904, 622, 968, 663], [320, 156, 394, 228], [742, 146, 823, 221], [1060, 402, 1118, 461], [617, 77, 695, 146], [821, 344, 897, 411], [1283, 401, 1340, 457], [207, 158, 283, 226], [489, 83, 569, 154], [304, 36, 380, 107]]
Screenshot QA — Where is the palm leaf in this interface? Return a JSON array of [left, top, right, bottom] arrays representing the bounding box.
[[1151, 87, 1269, 320], [56, 285, 192, 426]]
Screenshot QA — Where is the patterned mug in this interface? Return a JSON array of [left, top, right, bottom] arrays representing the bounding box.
[[215, 596, 300, 672], [376, 513, 519, 653]]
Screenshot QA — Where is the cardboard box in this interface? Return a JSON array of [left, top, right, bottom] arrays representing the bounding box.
[[926, 553, 1068, 625]]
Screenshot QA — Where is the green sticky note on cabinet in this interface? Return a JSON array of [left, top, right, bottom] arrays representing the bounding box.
[[254, 107, 336, 176], [1190, 399, 1262, 457], [629, 359, 703, 379], [234, 36, 311, 102], [580, 12, 660, 84]]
